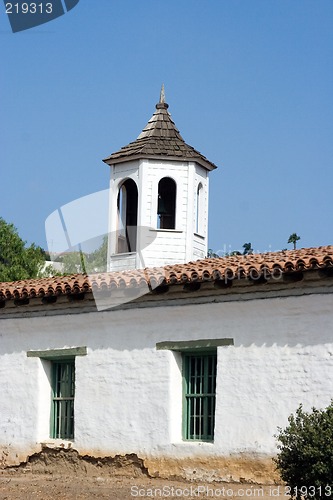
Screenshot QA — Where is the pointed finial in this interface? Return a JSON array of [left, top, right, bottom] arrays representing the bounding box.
[[156, 84, 169, 110], [159, 83, 165, 104]]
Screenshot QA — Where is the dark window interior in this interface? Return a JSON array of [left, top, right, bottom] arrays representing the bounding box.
[[117, 179, 138, 253], [157, 177, 176, 229]]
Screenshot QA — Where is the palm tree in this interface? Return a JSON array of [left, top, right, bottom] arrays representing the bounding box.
[[288, 233, 300, 250]]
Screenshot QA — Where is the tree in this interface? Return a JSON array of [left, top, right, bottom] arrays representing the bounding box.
[[288, 233, 300, 250], [58, 251, 86, 275], [55, 236, 108, 275], [206, 244, 254, 258], [242, 242, 253, 255], [274, 402, 333, 499], [86, 235, 108, 272], [0, 217, 45, 282], [207, 248, 219, 258]]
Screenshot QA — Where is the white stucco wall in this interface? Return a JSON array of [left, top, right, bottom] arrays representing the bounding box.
[[1, 292, 332, 473], [107, 159, 210, 270]]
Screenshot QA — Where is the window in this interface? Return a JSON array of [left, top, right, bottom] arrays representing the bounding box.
[[51, 360, 75, 439], [183, 351, 217, 441], [196, 183, 203, 234], [27, 347, 86, 442], [157, 177, 176, 229], [117, 178, 138, 253], [156, 339, 232, 443]]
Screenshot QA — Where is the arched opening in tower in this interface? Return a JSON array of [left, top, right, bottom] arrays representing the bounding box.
[[157, 177, 176, 230], [117, 178, 138, 253]]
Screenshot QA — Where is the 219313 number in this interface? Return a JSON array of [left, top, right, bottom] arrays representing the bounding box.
[[5, 3, 53, 14]]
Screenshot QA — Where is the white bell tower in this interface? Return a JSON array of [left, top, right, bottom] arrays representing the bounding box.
[[103, 86, 217, 272]]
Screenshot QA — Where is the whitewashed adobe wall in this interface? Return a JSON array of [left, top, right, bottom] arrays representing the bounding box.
[[0, 291, 332, 481]]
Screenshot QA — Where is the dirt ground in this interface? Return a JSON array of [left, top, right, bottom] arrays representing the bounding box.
[[0, 473, 288, 500], [0, 449, 287, 500]]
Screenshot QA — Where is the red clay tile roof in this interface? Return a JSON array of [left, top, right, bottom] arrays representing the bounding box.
[[103, 99, 217, 171], [0, 246, 332, 303]]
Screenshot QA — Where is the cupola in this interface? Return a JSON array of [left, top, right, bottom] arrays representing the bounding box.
[[103, 86, 217, 271]]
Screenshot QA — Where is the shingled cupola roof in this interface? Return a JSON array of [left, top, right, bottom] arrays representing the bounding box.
[[103, 85, 217, 171]]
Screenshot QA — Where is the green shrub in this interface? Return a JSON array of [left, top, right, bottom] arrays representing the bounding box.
[[274, 401, 333, 499]]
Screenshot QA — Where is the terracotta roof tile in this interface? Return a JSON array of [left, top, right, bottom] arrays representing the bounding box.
[[0, 246, 332, 303]]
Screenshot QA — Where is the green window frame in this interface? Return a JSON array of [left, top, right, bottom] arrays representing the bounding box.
[[182, 351, 217, 441], [51, 360, 75, 439]]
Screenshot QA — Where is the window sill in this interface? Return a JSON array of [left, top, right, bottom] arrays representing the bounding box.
[[149, 229, 183, 233], [182, 439, 214, 444], [111, 252, 136, 258], [40, 439, 74, 449], [171, 440, 215, 446]]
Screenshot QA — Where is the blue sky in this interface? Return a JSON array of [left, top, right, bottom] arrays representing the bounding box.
[[1, 0, 332, 255]]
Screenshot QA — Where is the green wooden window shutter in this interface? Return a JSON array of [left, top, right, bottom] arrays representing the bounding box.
[[182, 352, 217, 441], [51, 360, 75, 439]]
